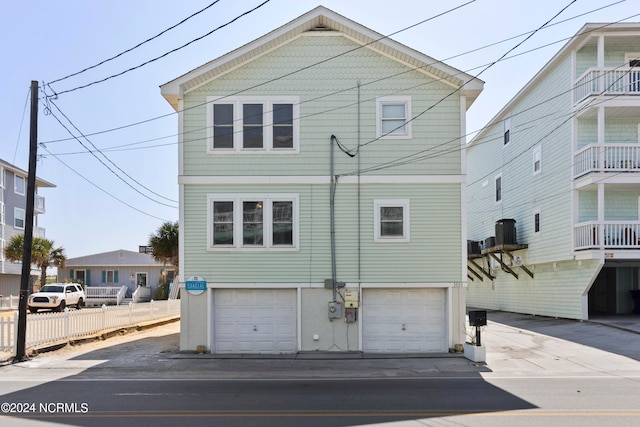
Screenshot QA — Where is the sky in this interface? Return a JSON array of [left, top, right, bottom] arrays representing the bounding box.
[[2, 0, 639, 259]]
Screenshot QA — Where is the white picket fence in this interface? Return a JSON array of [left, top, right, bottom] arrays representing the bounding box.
[[0, 300, 180, 356], [0, 295, 20, 311]]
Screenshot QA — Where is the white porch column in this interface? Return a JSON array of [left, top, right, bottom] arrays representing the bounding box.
[[598, 183, 605, 248], [598, 107, 605, 169]]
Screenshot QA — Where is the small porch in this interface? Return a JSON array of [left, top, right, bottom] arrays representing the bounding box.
[[574, 144, 640, 178], [575, 221, 640, 250]]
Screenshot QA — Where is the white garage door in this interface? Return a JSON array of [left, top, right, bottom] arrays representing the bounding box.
[[214, 289, 297, 353], [363, 288, 446, 353]]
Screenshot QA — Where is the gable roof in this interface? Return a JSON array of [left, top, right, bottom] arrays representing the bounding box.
[[65, 249, 163, 267], [161, 6, 483, 110], [1, 158, 56, 188]]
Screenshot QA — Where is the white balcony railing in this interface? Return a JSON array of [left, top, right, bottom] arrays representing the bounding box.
[[574, 144, 640, 178], [575, 221, 640, 250], [33, 227, 46, 239], [34, 195, 45, 214], [574, 67, 640, 103]]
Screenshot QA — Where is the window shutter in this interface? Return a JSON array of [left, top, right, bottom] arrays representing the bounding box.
[[114, 271, 119, 283], [102, 270, 106, 283], [70, 269, 74, 279], [86, 270, 91, 286]]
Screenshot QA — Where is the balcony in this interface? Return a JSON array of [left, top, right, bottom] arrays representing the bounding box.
[[574, 67, 640, 104], [33, 227, 46, 239], [34, 195, 45, 214], [574, 144, 640, 178], [575, 221, 640, 250]]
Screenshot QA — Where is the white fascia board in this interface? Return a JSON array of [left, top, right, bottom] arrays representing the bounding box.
[[160, 6, 484, 110]]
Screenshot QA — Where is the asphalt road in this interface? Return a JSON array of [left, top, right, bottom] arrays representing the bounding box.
[[0, 314, 639, 426]]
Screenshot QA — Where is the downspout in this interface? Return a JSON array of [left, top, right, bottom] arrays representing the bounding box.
[[330, 135, 337, 301], [357, 81, 362, 289]]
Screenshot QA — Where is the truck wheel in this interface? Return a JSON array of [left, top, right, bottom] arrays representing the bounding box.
[[58, 300, 66, 312], [77, 298, 84, 309]]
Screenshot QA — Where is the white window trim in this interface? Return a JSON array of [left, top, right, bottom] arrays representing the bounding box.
[[533, 208, 541, 235], [106, 270, 115, 284], [136, 272, 148, 287], [14, 175, 25, 195], [376, 96, 412, 139], [533, 145, 542, 175], [495, 173, 502, 204], [14, 207, 25, 229], [206, 96, 300, 154], [0, 166, 5, 189], [374, 199, 410, 242], [0, 201, 4, 226], [207, 193, 299, 251], [503, 116, 511, 146]]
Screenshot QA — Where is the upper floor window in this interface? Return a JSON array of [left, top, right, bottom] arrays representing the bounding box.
[[374, 199, 410, 242], [533, 209, 541, 234], [0, 166, 5, 189], [533, 145, 542, 175], [15, 175, 25, 195], [495, 174, 502, 204], [14, 207, 25, 229], [207, 96, 299, 154], [503, 117, 511, 146], [208, 194, 299, 251], [376, 96, 411, 139]]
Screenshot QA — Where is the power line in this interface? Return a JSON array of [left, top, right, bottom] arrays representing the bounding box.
[[12, 87, 31, 164], [39, 0, 625, 151], [39, 145, 172, 222], [40, 1, 477, 144], [47, 1, 223, 86], [46, 0, 272, 97], [44, 98, 179, 208]]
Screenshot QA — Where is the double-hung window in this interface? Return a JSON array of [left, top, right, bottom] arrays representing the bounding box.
[[495, 174, 502, 204], [374, 199, 410, 242], [14, 207, 25, 229], [533, 145, 541, 174], [376, 96, 411, 139], [14, 175, 25, 195], [207, 97, 299, 153], [209, 194, 298, 250], [503, 117, 511, 146]]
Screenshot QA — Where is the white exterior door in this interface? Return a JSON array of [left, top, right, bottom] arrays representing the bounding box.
[[363, 288, 446, 353], [213, 289, 297, 353]]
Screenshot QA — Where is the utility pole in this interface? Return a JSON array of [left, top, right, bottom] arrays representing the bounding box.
[[14, 81, 39, 362]]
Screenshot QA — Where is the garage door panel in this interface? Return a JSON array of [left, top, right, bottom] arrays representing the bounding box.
[[214, 289, 297, 354], [363, 288, 446, 353]]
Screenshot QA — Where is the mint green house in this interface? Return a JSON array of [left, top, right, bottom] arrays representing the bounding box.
[[467, 23, 640, 320], [161, 7, 483, 353]]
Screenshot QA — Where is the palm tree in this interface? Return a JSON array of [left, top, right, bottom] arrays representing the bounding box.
[[4, 234, 66, 291], [149, 221, 179, 300]]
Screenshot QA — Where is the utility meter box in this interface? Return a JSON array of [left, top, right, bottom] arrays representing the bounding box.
[[328, 301, 342, 319], [344, 289, 359, 308]]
